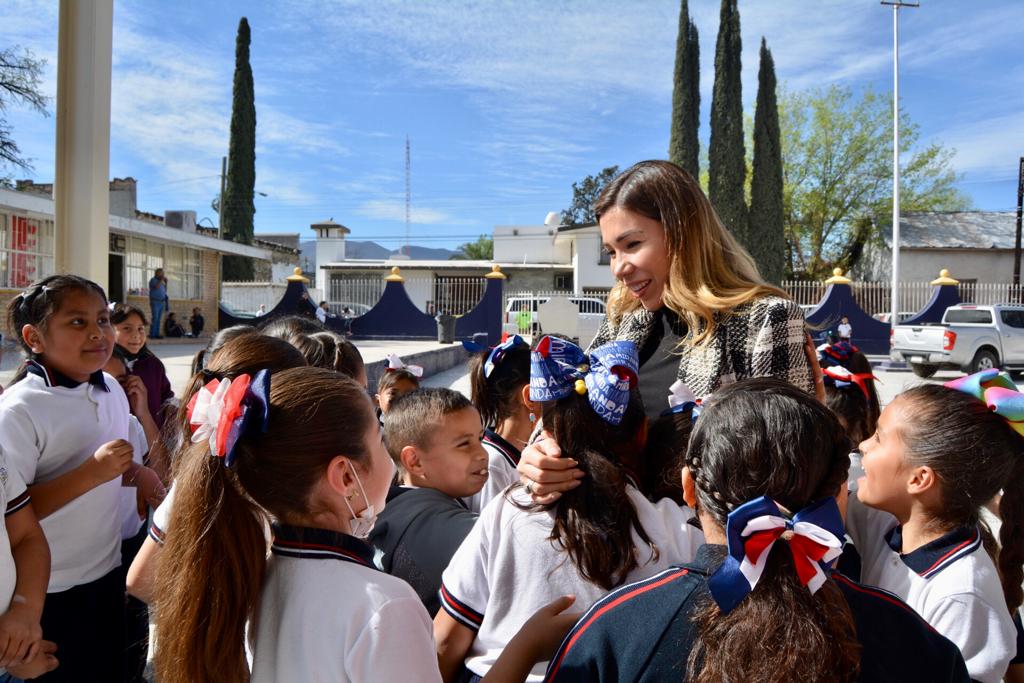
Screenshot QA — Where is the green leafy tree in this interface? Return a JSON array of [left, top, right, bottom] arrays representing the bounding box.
[[0, 46, 48, 180], [779, 85, 969, 279], [749, 38, 785, 285], [221, 18, 257, 281], [668, 0, 700, 179], [451, 235, 493, 260], [560, 166, 620, 225], [708, 0, 748, 247]]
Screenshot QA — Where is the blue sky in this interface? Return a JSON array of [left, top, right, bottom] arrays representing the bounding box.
[[1, 1, 1022, 250]]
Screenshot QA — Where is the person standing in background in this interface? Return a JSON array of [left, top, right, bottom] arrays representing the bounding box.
[[147, 269, 168, 339]]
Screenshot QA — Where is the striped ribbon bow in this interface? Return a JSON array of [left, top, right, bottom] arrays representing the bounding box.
[[186, 369, 271, 467], [708, 496, 845, 614]]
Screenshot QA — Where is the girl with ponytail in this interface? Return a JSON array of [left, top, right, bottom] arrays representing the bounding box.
[[436, 336, 703, 682], [546, 378, 970, 682], [848, 370, 1023, 682], [464, 335, 537, 511]]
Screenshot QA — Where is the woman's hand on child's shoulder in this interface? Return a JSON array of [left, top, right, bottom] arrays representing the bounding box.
[[517, 431, 584, 504], [0, 601, 43, 668], [6, 639, 58, 679], [89, 439, 135, 484]]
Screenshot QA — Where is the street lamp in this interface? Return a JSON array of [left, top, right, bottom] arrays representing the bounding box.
[[881, 0, 918, 334]]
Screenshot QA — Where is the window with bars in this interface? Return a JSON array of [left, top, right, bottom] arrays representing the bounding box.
[[0, 211, 55, 290], [126, 236, 202, 299]]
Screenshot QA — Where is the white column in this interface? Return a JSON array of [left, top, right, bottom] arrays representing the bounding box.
[[54, 0, 114, 289], [889, 4, 901, 331]]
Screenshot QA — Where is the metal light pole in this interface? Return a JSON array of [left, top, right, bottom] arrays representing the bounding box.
[[882, 0, 917, 330]]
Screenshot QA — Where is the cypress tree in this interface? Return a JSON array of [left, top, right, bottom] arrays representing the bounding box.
[[708, 0, 747, 247], [750, 38, 786, 284], [668, 0, 700, 179], [221, 17, 257, 281]]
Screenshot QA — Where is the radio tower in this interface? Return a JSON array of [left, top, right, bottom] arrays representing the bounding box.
[[404, 136, 411, 258]]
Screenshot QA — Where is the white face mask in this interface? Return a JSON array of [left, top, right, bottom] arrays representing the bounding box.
[[342, 467, 377, 539]]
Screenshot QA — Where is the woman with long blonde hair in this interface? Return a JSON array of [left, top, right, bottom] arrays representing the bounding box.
[[520, 160, 818, 500]]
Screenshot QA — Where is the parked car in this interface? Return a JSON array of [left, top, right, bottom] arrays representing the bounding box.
[[890, 304, 1024, 378], [504, 295, 606, 342], [873, 312, 917, 324]]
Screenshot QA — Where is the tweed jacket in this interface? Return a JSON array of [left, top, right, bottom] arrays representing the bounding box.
[[589, 295, 814, 399]]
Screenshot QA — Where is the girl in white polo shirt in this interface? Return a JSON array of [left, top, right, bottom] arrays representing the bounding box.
[[0, 275, 161, 682], [151, 366, 573, 683], [848, 370, 1024, 682]]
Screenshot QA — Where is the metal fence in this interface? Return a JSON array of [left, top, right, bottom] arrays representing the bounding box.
[[221, 282, 324, 314], [327, 275, 488, 316], [782, 280, 1024, 317]]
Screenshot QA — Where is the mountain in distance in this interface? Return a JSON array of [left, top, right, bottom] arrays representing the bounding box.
[[298, 239, 457, 261]]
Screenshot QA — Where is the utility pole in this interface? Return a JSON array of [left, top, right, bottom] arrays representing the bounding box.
[[881, 0, 917, 330], [1014, 157, 1024, 288], [218, 155, 227, 239], [405, 136, 411, 258]]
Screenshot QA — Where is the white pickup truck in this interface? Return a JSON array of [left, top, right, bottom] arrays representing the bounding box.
[[891, 304, 1024, 378]]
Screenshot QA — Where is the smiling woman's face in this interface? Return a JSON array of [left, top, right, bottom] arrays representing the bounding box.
[[600, 206, 671, 311]]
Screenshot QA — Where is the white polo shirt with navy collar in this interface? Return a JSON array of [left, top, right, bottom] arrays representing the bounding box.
[[0, 361, 130, 592], [463, 428, 522, 513], [846, 495, 1015, 683], [440, 485, 704, 681], [250, 524, 441, 683]]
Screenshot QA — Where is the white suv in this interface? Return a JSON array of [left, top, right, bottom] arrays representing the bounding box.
[[504, 295, 606, 342]]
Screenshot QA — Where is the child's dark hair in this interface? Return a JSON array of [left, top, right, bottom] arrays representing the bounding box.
[[898, 384, 1024, 613], [468, 343, 531, 428], [845, 351, 880, 432], [524, 388, 654, 591], [110, 302, 148, 327], [6, 275, 108, 386], [824, 381, 871, 445], [173, 334, 307, 463], [154, 367, 375, 683], [686, 377, 858, 683], [289, 330, 366, 383], [640, 407, 696, 505], [377, 367, 421, 394], [384, 388, 474, 462], [258, 314, 324, 341], [189, 325, 256, 376]]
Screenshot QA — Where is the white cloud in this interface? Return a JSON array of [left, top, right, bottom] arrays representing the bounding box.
[[356, 199, 450, 224], [937, 112, 1024, 181]]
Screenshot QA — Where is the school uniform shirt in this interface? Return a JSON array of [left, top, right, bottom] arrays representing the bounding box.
[[250, 524, 441, 683], [369, 485, 477, 616], [463, 428, 522, 513], [0, 362, 130, 592], [544, 544, 970, 682], [0, 446, 31, 677], [148, 482, 176, 544], [118, 416, 149, 540], [846, 495, 1015, 682], [440, 485, 703, 681], [117, 345, 175, 430]]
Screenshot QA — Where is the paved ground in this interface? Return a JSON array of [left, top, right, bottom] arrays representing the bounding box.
[[0, 338, 457, 395]]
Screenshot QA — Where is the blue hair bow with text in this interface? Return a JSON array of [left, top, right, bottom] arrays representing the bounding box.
[[529, 336, 638, 425], [708, 496, 845, 614]]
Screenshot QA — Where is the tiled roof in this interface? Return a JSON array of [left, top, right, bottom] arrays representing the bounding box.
[[884, 211, 1018, 249]]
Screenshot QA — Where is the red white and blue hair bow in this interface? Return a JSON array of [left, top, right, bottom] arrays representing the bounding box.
[[708, 496, 845, 614], [529, 336, 638, 425], [945, 369, 1024, 437], [818, 341, 859, 366], [385, 353, 424, 378], [821, 365, 877, 400], [461, 335, 527, 378], [186, 369, 271, 467], [660, 380, 701, 420]]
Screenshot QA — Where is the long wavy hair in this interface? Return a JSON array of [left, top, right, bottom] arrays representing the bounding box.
[[594, 160, 787, 346]]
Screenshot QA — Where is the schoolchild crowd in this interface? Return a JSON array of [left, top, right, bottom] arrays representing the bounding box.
[[0, 272, 1021, 683]]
